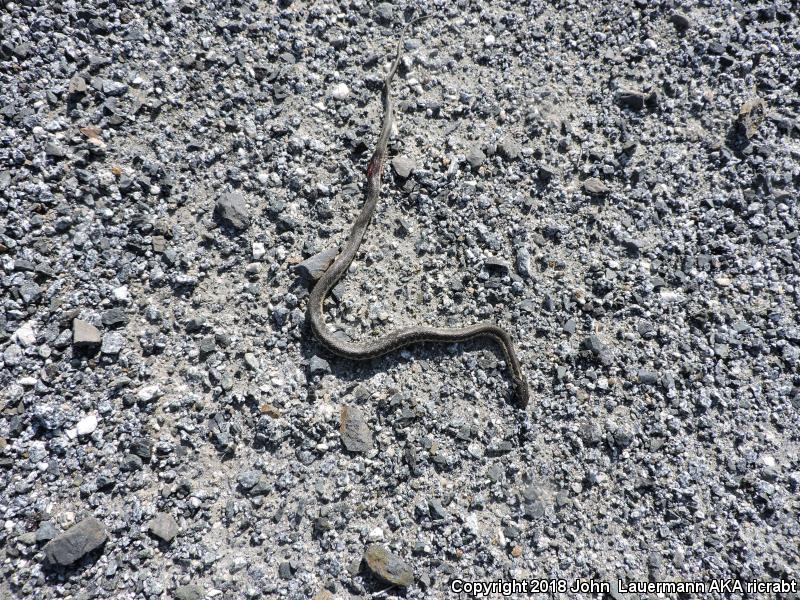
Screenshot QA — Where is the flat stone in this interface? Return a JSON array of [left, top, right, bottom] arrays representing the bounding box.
[[309, 355, 331, 375], [148, 512, 179, 543], [72, 319, 102, 348], [68, 75, 87, 95], [136, 385, 161, 403], [214, 191, 250, 230], [76, 414, 98, 436], [35, 521, 58, 543], [44, 142, 66, 158], [296, 246, 337, 280], [43, 517, 107, 566], [391, 155, 415, 178], [616, 89, 657, 111], [174, 585, 205, 600], [340, 405, 373, 453], [638, 369, 659, 385], [101, 307, 128, 328], [363, 544, 414, 587], [583, 177, 610, 195]]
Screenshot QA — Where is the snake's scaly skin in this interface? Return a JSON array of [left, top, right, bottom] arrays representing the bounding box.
[[307, 19, 529, 407]]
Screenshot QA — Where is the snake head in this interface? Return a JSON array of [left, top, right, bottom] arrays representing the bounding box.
[[513, 376, 529, 407]]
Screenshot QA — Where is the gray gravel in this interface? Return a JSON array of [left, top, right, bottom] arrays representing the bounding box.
[[1, 1, 799, 599]]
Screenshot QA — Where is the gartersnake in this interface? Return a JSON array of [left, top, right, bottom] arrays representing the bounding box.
[[307, 18, 529, 407]]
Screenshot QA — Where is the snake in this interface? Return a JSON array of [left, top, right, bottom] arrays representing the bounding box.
[[307, 17, 529, 407]]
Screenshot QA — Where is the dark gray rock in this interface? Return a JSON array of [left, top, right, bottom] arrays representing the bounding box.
[[538, 163, 558, 181], [278, 560, 294, 580], [214, 192, 250, 230], [363, 544, 414, 587], [638, 369, 659, 385], [309, 355, 331, 375], [120, 454, 143, 471], [669, 12, 691, 31], [148, 512, 179, 543], [101, 308, 128, 328], [35, 521, 58, 543], [174, 585, 205, 600], [616, 89, 657, 111], [130, 437, 153, 460], [44, 142, 66, 158], [340, 405, 373, 452], [43, 517, 107, 566], [428, 499, 449, 520], [582, 335, 605, 355], [185, 316, 206, 333], [296, 246, 337, 280]]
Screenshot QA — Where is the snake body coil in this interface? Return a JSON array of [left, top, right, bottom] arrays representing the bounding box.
[[307, 21, 529, 407]]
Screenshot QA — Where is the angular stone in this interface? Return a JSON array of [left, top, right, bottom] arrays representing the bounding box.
[[296, 246, 337, 280], [214, 192, 250, 230], [72, 319, 102, 348], [465, 145, 486, 168], [616, 89, 647, 111], [76, 414, 98, 436], [44, 142, 66, 158], [19, 281, 41, 304], [174, 585, 205, 600], [583, 178, 610, 195], [101, 307, 128, 328], [363, 544, 413, 587], [101, 332, 124, 355], [391, 155, 415, 179], [35, 521, 58, 543], [538, 163, 558, 181], [309, 355, 330, 375], [43, 517, 107, 566], [148, 512, 179, 543], [669, 12, 691, 31], [340, 405, 373, 453]]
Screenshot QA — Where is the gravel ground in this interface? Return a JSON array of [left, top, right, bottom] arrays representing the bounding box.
[[2, 1, 799, 599]]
